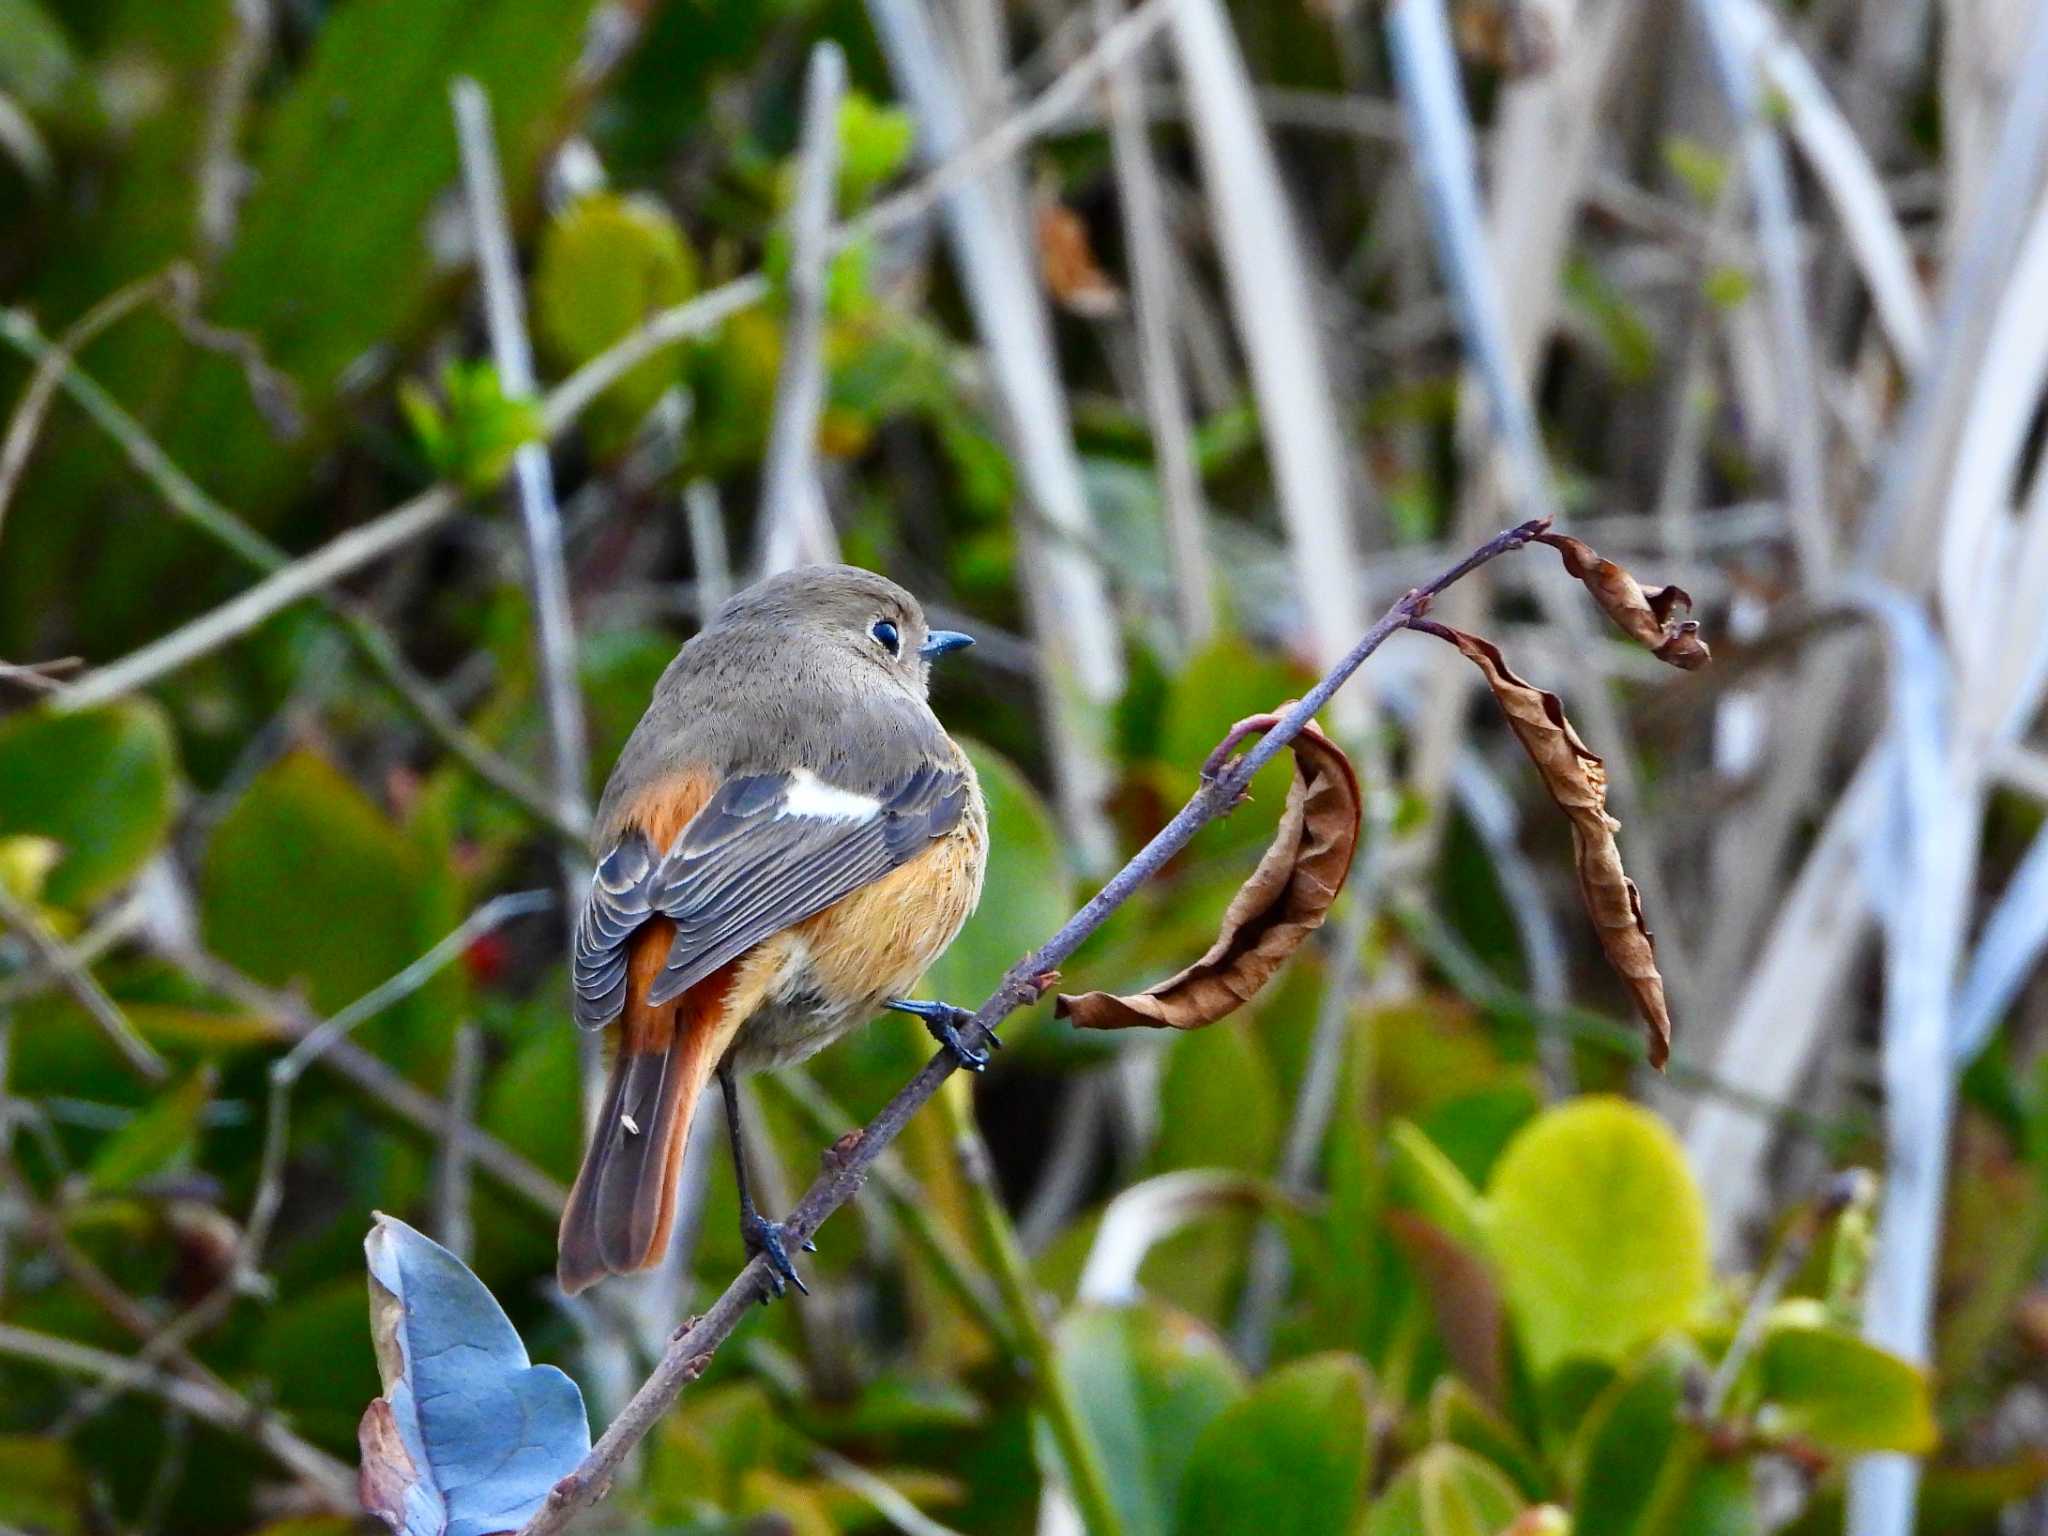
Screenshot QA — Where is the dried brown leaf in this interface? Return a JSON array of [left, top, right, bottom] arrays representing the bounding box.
[[357, 1397, 417, 1528], [1422, 623, 1673, 1067], [1036, 198, 1122, 318], [1056, 713, 1360, 1031], [1539, 531, 1711, 670]]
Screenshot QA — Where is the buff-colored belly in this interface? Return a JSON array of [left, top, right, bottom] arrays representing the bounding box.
[[729, 786, 989, 1070]]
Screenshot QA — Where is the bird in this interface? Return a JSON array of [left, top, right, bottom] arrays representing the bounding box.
[[557, 565, 988, 1298]]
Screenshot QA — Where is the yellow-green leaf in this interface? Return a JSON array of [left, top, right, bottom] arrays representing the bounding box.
[[1366, 1444, 1526, 1536], [1485, 1098, 1708, 1376], [534, 192, 696, 448], [1754, 1321, 1936, 1455]]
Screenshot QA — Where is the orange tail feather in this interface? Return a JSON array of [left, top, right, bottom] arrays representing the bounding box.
[[558, 921, 735, 1294]]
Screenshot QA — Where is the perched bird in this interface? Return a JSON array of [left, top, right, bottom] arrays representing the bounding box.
[[557, 566, 987, 1297]]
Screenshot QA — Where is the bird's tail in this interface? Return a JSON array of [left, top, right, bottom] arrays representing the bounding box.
[[558, 923, 734, 1295]]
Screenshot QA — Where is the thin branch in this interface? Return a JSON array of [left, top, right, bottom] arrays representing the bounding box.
[[758, 1069, 1017, 1354], [759, 43, 848, 575], [1699, 1170, 1873, 1422], [0, 1164, 356, 1508], [1233, 896, 1368, 1368], [0, 270, 173, 540], [1096, 0, 1215, 647], [437, 1021, 484, 1262], [0, 1322, 357, 1506], [813, 1447, 967, 1536], [0, 656, 82, 697], [0, 330, 572, 836], [0, 882, 166, 1081], [72, 892, 554, 1423], [168, 946, 568, 1215], [452, 77, 593, 931], [43, 0, 1181, 719], [514, 516, 1550, 1536]]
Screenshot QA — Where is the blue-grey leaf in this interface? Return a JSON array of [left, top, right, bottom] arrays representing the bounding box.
[[360, 1213, 590, 1536]]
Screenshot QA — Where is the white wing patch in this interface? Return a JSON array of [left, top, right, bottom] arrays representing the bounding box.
[[778, 768, 882, 822]]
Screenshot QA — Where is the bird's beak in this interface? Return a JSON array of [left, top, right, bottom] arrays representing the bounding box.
[[920, 629, 975, 661]]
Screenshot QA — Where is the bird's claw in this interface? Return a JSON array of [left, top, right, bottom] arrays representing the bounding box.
[[889, 998, 998, 1071], [739, 1211, 810, 1301]]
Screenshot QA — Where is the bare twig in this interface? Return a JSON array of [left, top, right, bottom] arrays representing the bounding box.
[[0, 271, 172, 539], [867, 0, 1127, 870], [759, 1069, 1016, 1353], [0, 1165, 356, 1508], [0, 882, 166, 1081], [44, 1, 1180, 719], [513, 517, 1549, 1536], [0, 311, 576, 835], [437, 1021, 484, 1262], [1699, 1170, 1874, 1423], [452, 78, 593, 927], [195, 0, 268, 263], [1233, 896, 1369, 1368], [73, 892, 554, 1424], [1096, 0, 1215, 647], [0, 656, 81, 697], [168, 947, 568, 1215], [759, 44, 847, 575], [0, 1322, 357, 1507]]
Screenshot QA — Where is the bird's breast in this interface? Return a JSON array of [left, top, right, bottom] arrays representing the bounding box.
[[731, 777, 989, 1071]]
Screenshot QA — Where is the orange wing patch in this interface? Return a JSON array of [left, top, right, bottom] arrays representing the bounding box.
[[623, 766, 718, 855]]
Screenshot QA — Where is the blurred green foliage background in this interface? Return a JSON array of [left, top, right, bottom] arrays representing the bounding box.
[[0, 1, 2044, 1535]]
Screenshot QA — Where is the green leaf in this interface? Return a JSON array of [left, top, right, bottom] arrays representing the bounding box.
[[0, 701, 177, 908], [403, 360, 543, 493], [919, 740, 1071, 1044], [1052, 1302, 1246, 1536], [201, 751, 458, 1071], [1753, 1320, 1935, 1455], [1174, 1354, 1372, 1536], [1561, 1319, 1763, 1532], [86, 1069, 212, 1194], [1150, 1021, 1278, 1175], [1485, 1097, 1709, 1376], [1428, 1377, 1550, 1503], [0, 1433, 85, 1534], [1390, 1120, 1488, 1251], [1365, 1444, 1525, 1536], [481, 1026, 583, 1182], [534, 191, 697, 448], [837, 92, 915, 208]]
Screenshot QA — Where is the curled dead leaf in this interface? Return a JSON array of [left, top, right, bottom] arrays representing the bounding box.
[[1539, 531, 1711, 670], [1036, 197, 1122, 318], [1056, 712, 1360, 1031], [1417, 622, 1673, 1067]]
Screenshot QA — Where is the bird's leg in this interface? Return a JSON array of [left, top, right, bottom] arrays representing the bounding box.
[[886, 997, 998, 1071], [717, 1061, 812, 1301]]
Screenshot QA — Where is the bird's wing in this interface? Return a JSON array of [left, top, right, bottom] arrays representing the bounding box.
[[568, 760, 970, 1029], [571, 826, 665, 1029], [644, 760, 970, 1006]]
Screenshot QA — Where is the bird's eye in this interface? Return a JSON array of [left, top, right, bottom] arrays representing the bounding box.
[[871, 619, 900, 655]]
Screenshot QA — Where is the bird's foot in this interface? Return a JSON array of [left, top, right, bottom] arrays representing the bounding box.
[[888, 998, 999, 1071], [739, 1209, 814, 1302]]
